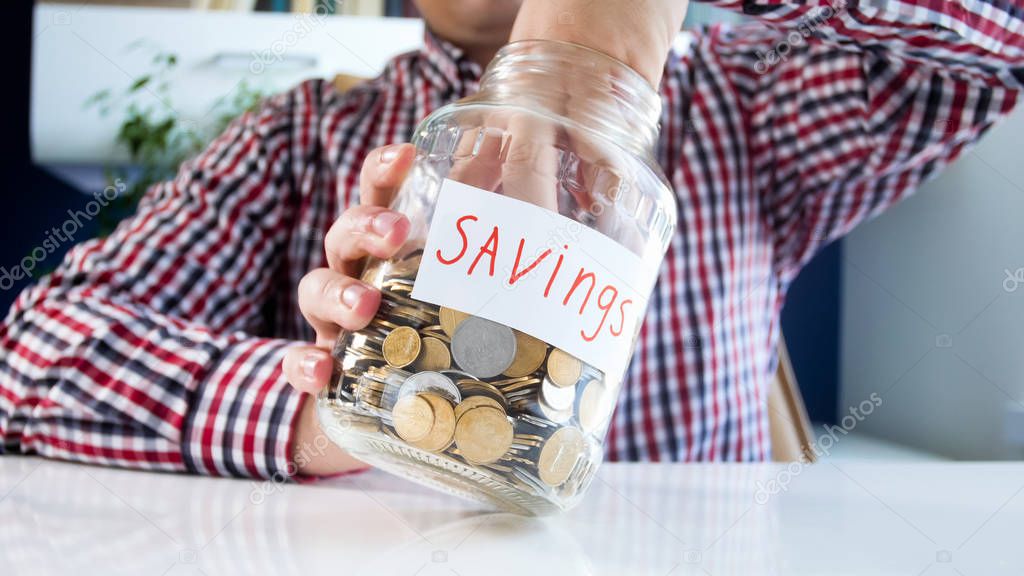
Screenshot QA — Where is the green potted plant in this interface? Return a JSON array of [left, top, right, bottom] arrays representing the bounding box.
[[86, 43, 265, 237]]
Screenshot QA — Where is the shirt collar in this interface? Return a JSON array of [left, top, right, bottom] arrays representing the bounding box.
[[422, 27, 484, 93]]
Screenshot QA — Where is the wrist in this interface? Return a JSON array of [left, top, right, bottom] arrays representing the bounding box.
[[509, 0, 688, 87], [290, 393, 367, 477]]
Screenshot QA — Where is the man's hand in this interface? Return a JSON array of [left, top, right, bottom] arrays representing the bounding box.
[[281, 143, 416, 476], [510, 0, 689, 87]]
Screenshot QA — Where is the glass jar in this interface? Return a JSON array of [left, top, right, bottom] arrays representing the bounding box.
[[318, 40, 676, 515]]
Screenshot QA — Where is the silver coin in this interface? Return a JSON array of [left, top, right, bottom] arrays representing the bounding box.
[[398, 371, 462, 404], [541, 377, 576, 411], [538, 397, 573, 424], [450, 317, 517, 379], [577, 378, 613, 434]]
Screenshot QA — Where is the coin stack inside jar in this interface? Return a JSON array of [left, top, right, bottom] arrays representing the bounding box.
[[329, 251, 618, 496]]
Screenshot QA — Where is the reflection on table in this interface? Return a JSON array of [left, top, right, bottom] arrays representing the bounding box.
[[2, 457, 1022, 575]]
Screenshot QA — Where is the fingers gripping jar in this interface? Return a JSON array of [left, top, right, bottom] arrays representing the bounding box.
[[318, 40, 677, 515]]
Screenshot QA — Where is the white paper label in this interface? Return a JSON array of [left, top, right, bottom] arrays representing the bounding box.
[[411, 179, 660, 377]]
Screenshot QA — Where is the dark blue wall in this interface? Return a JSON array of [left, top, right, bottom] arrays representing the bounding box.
[[3, 4, 100, 314], [781, 240, 842, 424]]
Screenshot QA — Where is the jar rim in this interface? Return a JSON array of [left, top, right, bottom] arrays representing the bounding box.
[[497, 39, 656, 91], [480, 39, 663, 158]]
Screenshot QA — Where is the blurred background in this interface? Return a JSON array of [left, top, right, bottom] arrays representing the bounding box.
[[7, 1, 1024, 462]]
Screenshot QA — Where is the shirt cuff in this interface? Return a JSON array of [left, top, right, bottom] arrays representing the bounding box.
[[182, 337, 302, 480]]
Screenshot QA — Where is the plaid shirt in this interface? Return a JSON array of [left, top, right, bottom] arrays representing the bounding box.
[[2, 1, 1022, 479]]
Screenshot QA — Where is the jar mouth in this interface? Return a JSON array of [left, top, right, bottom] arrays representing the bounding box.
[[497, 39, 657, 91], [479, 39, 663, 156]]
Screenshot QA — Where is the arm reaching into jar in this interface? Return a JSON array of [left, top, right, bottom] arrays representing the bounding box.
[[510, 0, 689, 87]]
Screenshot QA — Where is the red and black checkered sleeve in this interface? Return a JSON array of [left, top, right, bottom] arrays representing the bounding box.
[[0, 84, 317, 479], [703, 0, 1023, 281]]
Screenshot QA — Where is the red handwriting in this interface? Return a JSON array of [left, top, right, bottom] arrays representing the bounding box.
[[434, 212, 634, 343], [436, 215, 476, 265], [510, 239, 551, 285]]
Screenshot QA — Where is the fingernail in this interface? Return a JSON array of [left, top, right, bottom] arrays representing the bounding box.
[[341, 283, 369, 309], [379, 144, 402, 164], [371, 211, 403, 237], [301, 352, 323, 380]]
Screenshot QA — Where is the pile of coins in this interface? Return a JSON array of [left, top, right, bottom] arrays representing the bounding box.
[[327, 251, 617, 496]]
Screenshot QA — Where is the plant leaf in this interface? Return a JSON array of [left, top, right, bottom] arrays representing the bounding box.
[[129, 75, 151, 92]]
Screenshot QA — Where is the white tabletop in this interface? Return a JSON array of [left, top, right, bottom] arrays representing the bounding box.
[[1, 456, 1022, 575]]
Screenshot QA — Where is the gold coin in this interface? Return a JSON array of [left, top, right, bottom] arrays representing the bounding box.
[[418, 325, 450, 343], [578, 378, 613, 434], [495, 377, 542, 394], [382, 326, 421, 368], [456, 379, 507, 409], [392, 394, 434, 443], [454, 406, 514, 464], [386, 253, 422, 279], [489, 375, 531, 387], [439, 307, 470, 338], [538, 426, 585, 487], [412, 393, 456, 452], [503, 331, 549, 378], [546, 349, 582, 388], [454, 395, 506, 422], [391, 304, 436, 324], [412, 336, 452, 372]]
